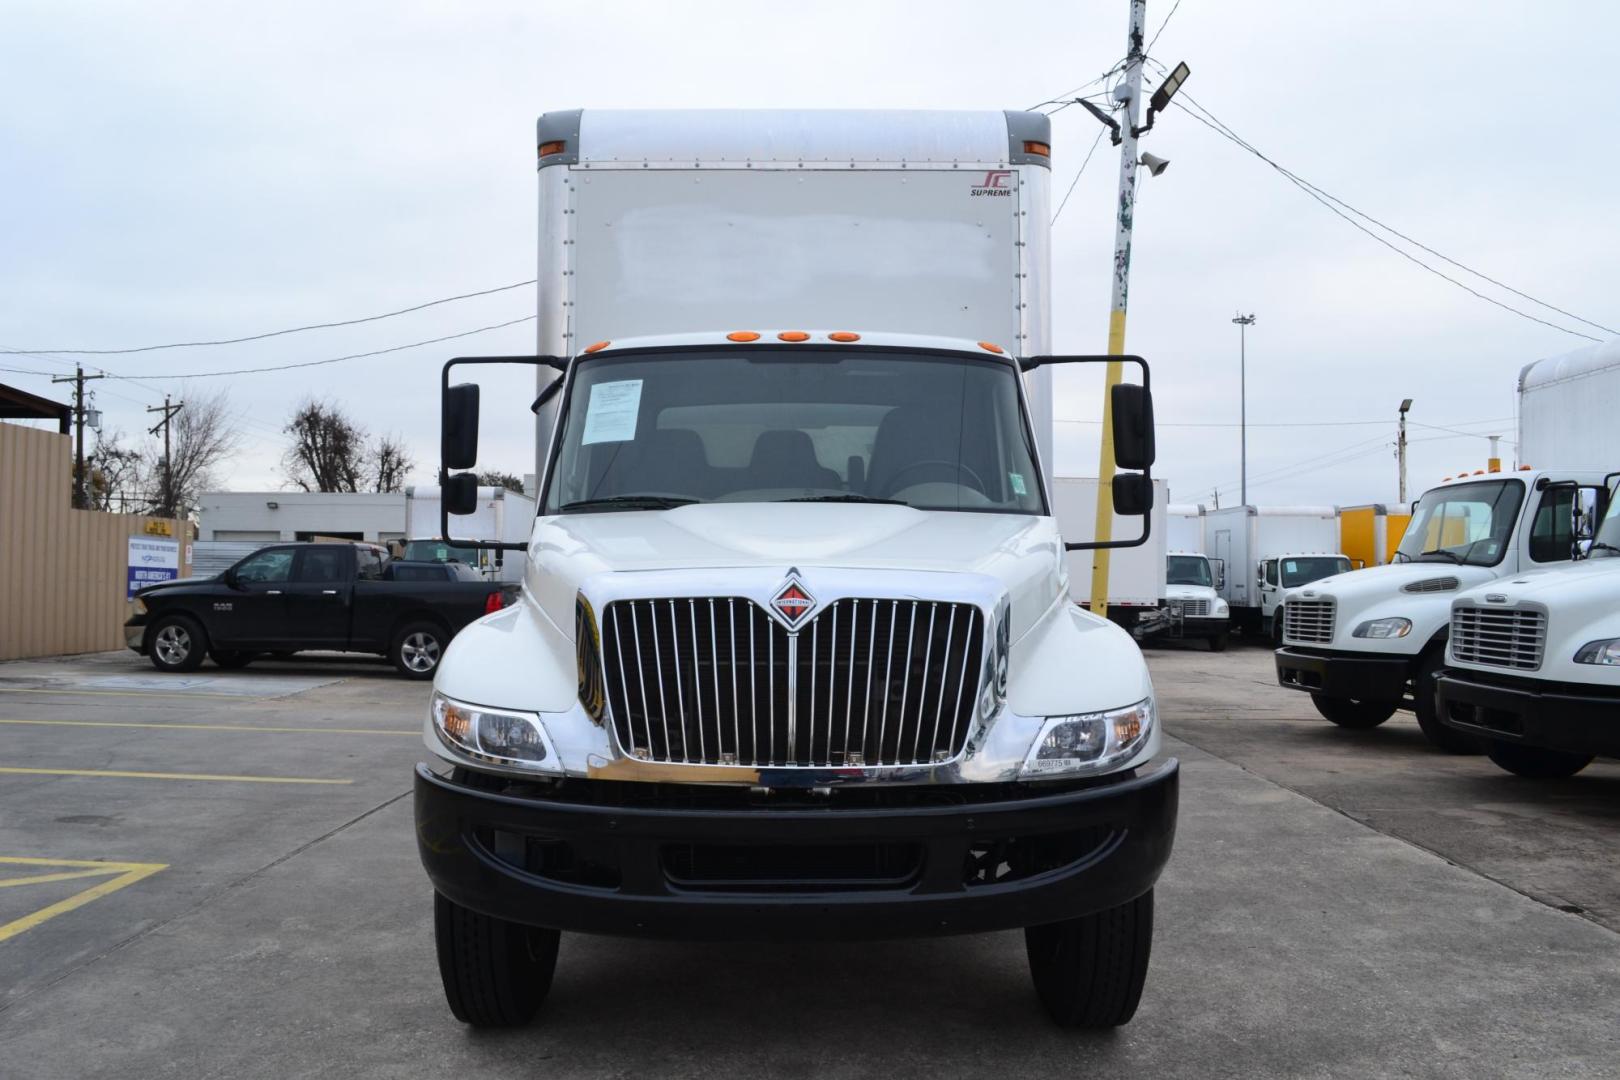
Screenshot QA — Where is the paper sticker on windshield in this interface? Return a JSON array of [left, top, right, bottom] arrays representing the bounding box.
[[1009, 473, 1027, 496], [581, 379, 643, 445]]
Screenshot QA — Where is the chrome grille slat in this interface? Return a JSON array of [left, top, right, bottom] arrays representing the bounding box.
[[1451, 606, 1546, 670], [1284, 600, 1335, 644], [601, 595, 982, 768]]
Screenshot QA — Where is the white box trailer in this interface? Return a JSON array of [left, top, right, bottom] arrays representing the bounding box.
[[1518, 338, 1620, 470], [1206, 505, 1346, 635], [404, 485, 535, 582], [1166, 504, 1206, 561], [1053, 477, 1168, 628]]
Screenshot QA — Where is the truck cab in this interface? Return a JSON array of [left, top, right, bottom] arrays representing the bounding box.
[[1256, 553, 1351, 643], [1275, 469, 1609, 750], [1434, 475, 1620, 777], [1165, 551, 1230, 649]]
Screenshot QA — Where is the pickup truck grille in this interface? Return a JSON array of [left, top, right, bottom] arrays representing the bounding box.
[[1284, 599, 1335, 643], [599, 597, 984, 768], [1450, 606, 1546, 670], [1172, 598, 1210, 618]]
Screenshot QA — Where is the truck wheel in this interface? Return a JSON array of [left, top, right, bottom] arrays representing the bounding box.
[[1412, 653, 1482, 754], [1311, 694, 1397, 728], [434, 892, 559, 1028], [391, 621, 446, 679], [1025, 890, 1153, 1028], [210, 650, 254, 669], [1486, 742, 1594, 779], [1206, 632, 1229, 653], [148, 615, 207, 673], [1271, 615, 1284, 647]]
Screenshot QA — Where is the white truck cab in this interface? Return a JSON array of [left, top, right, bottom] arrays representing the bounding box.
[[413, 109, 1177, 1032], [1434, 475, 1620, 777], [1275, 468, 1610, 750], [1165, 551, 1230, 649]]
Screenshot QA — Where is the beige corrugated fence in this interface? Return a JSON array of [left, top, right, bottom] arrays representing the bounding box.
[[0, 423, 192, 660]]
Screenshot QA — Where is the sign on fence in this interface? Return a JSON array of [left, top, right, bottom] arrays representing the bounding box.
[[127, 537, 179, 598]]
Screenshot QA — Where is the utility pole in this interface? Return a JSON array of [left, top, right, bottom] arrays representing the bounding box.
[[1086, 0, 1148, 618], [1232, 314, 1255, 505], [1397, 398, 1413, 502], [147, 396, 184, 519], [51, 365, 106, 509]]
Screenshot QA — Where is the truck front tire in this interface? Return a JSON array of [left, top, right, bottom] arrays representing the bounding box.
[[1206, 632, 1229, 652], [1025, 890, 1154, 1028], [433, 892, 559, 1028], [148, 615, 207, 673], [1310, 694, 1397, 728], [1412, 653, 1482, 754], [1486, 742, 1594, 779]]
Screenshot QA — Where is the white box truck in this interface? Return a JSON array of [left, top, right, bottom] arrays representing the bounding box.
[[1053, 476, 1168, 631], [416, 109, 1176, 1031], [1206, 506, 1348, 639], [1277, 339, 1617, 752], [1431, 340, 1620, 776], [404, 485, 535, 582]]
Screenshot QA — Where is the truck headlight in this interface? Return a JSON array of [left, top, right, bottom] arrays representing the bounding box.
[[1353, 617, 1412, 639], [431, 691, 557, 769], [1213, 599, 1229, 616], [1022, 697, 1154, 777], [1574, 639, 1620, 666]]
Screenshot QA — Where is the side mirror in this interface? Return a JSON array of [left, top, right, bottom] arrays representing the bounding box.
[[442, 383, 480, 470], [444, 472, 479, 517], [222, 567, 241, 590], [1257, 565, 1266, 582], [1112, 472, 1153, 516], [1110, 383, 1156, 471]]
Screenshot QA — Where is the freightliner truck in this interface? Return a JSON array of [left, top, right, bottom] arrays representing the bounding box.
[[414, 109, 1177, 1029]]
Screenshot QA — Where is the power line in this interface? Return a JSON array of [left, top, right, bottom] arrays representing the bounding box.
[[1143, 73, 1612, 342], [1, 279, 536, 356], [1145, 0, 1184, 55], [1052, 125, 1109, 223], [1027, 59, 1128, 112]]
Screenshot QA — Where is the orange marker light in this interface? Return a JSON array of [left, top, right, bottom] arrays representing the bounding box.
[[777, 331, 810, 342], [726, 331, 761, 342], [539, 140, 566, 157], [1520, 465, 1533, 471], [1023, 141, 1050, 157], [828, 331, 861, 342], [1473, 470, 1485, 476], [978, 341, 1004, 354], [583, 340, 610, 353]]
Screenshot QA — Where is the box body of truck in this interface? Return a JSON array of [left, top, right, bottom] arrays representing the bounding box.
[[416, 108, 1176, 1031], [405, 485, 534, 582], [1518, 338, 1620, 470], [1053, 476, 1168, 627], [1206, 505, 1343, 633], [1339, 503, 1411, 569]]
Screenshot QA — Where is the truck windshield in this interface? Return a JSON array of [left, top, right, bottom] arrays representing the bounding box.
[[1280, 556, 1350, 587], [403, 539, 482, 566], [1166, 555, 1211, 587], [1591, 488, 1620, 558], [1394, 479, 1525, 567], [542, 348, 1046, 515]]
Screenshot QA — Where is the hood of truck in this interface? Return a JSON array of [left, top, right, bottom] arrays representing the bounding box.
[[526, 503, 1064, 641], [1281, 561, 1499, 652], [1448, 558, 1620, 685], [1165, 583, 1219, 604]]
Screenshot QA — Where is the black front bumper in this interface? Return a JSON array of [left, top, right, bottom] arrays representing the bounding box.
[[415, 760, 1178, 942], [1275, 646, 1411, 703], [1435, 669, 1620, 757]]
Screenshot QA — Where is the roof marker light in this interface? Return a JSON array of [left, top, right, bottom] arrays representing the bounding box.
[[828, 331, 861, 342], [1520, 465, 1533, 471], [1023, 141, 1050, 157], [539, 140, 566, 157], [583, 340, 610, 353], [726, 331, 760, 342], [777, 331, 810, 342], [978, 341, 1004, 354]]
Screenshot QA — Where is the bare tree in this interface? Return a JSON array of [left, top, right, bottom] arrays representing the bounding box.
[[141, 387, 239, 517], [476, 470, 525, 494], [371, 434, 414, 493], [84, 430, 144, 512], [283, 398, 368, 492]]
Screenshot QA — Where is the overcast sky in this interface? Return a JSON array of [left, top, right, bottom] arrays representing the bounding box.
[[3, 0, 1615, 510]]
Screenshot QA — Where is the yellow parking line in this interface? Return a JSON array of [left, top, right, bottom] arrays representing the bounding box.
[[0, 718, 417, 737], [0, 867, 120, 888], [0, 766, 353, 785], [0, 858, 167, 943], [0, 687, 255, 700]]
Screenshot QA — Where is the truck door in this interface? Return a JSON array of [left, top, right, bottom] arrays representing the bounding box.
[[1258, 559, 1280, 618], [215, 547, 296, 647], [283, 547, 354, 648]]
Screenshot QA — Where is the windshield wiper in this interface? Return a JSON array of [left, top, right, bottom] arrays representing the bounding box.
[[781, 494, 908, 505], [1589, 541, 1620, 556], [1416, 548, 1464, 564], [559, 495, 697, 513]]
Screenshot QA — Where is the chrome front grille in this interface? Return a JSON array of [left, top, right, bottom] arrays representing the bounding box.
[[1451, 606, 1546, 670], [1284, 599, 1335, 643], [1174, 598, 1211, 618], [599, 597, 984, 768]]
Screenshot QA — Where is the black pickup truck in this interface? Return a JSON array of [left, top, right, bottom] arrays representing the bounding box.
[[124, 542, 513, 679]]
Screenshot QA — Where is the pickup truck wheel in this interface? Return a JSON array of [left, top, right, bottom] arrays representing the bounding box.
[[434, 892, 558, 1027], [1486, 742, 1594, 779], [1413, 653, 1483, 754], [392, 622, 446, 679], [1310, 694, 1397, 728], [210, 650, 254, 669], [148, 615, 207, 673], [1025, 890, 1153, 1028]]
